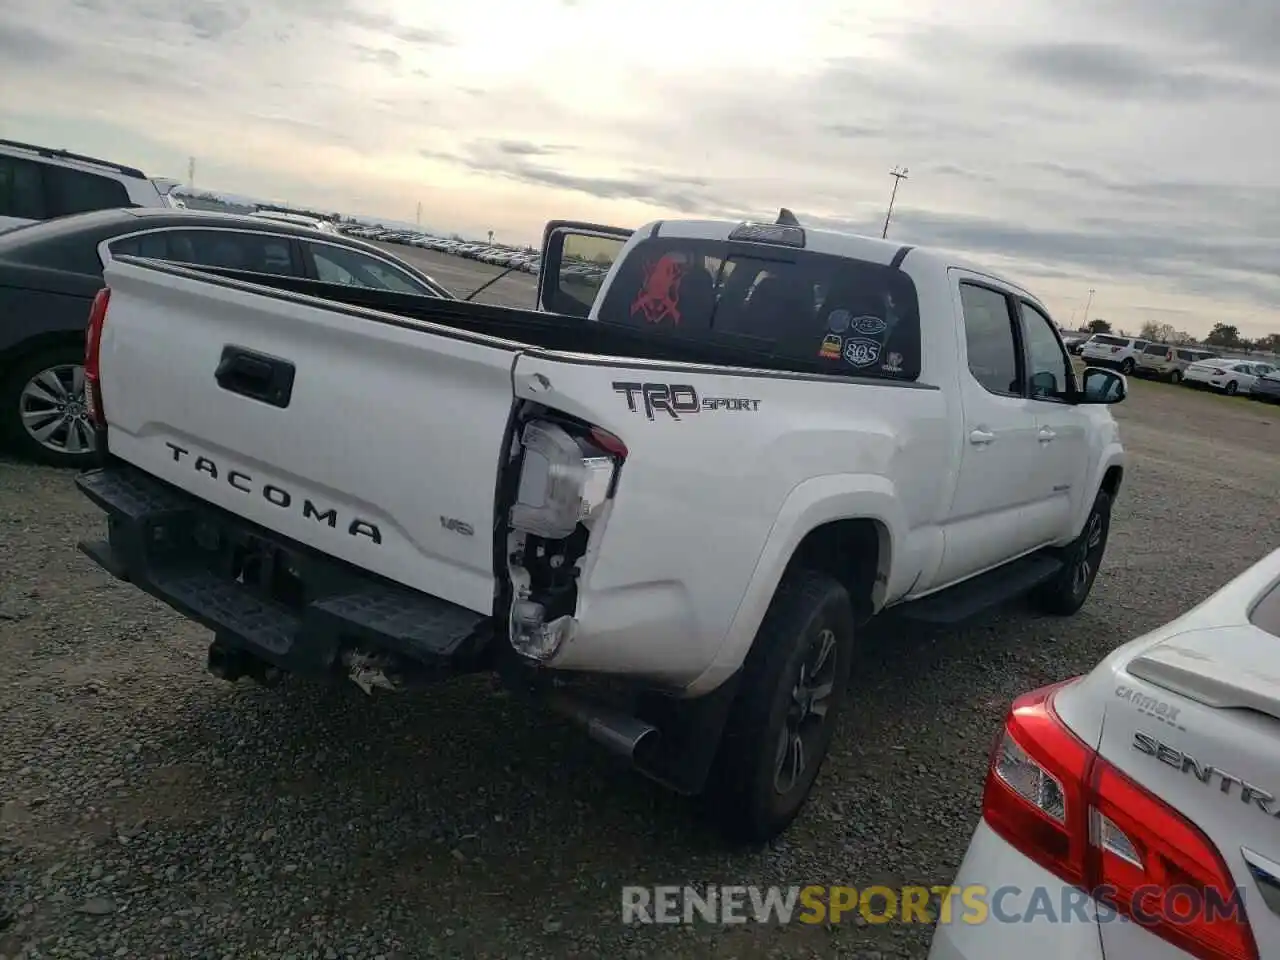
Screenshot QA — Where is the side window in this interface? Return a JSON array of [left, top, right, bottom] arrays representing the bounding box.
[[46, 167, 130, 216], [109, 232, 172, 259], [159, 230, 299, 276], [309, 244, 434, 296], [959, 283, 1021, 396], [0, 157, 48, 220], [558, 231, 622, 313], [1020, 302, 1074, 399]]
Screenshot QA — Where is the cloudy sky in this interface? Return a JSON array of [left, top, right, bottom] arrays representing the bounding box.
[[1, 0, 1277, 337]]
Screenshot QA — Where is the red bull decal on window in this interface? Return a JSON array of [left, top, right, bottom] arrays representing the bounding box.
[[630, 254, 686, 325]]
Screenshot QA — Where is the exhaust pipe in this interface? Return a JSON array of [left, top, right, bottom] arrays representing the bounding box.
[[550, 694, 660, 761]]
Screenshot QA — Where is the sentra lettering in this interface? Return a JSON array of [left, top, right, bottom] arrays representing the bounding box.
[[164, 441, 382, 544]]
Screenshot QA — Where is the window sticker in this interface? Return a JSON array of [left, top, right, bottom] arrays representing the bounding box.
[[630, 254, 686, 325]]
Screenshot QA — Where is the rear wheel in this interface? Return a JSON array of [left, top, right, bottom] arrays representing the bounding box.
[[1119, 358, 1135, 375], [1, 346, 98, 468], [1169, 370, 1182, 384], [1225, 380, 1239, 396], [1032, 490, 1112, 616], [709, 568, 855, 843]]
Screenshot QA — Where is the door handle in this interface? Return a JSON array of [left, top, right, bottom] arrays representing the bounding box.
[[215, 345, 296, 409], [969, 429, 995, 445], [1038, 427, 1057, 443]]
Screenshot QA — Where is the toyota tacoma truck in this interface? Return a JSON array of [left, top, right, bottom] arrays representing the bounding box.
[[74, 214, 1127, 842]]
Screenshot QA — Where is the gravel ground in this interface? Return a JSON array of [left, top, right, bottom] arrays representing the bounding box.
[[3, 254, 1280, 958]]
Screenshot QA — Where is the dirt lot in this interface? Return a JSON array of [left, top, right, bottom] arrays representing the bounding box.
[[2, 255, 1279, 959]]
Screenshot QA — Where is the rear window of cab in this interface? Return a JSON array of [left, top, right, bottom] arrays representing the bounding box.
[[596, 236, 922, 381]]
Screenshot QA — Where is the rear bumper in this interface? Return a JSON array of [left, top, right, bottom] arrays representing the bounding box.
[[927, 822, 1106, 960], [75, 463, 492, 677]]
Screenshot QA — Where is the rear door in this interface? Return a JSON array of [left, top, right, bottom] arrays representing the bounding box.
[[538, 220, 633, 317], [98, 258, 520, 614]]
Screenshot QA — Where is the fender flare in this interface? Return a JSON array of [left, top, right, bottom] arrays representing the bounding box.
[[1074, 443, 1125, 535], [682, 473, 906, 697]]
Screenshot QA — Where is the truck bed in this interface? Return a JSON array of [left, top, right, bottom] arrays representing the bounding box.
[[181, 261, 859, 379]]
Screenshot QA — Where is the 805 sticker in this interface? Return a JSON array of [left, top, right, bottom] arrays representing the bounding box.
[[843, 338, 881, 368]]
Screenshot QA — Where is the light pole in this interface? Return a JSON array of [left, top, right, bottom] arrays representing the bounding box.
[[882, 166, 909, 239], [1082, 288, 1095, 327]]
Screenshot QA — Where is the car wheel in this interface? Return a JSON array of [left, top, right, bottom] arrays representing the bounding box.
[[1032, 490, 1112, 616], [1169, 370, 1182, 385], [1119, 358, 1135, 375], [709, 568, 855, 843], [1, 346, 98, 468], [1225, 380, 1239, 396]]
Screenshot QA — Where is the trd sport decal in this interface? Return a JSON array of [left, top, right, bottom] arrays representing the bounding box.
[[612, 382, 760, 420], [630, 255, 685, 325]]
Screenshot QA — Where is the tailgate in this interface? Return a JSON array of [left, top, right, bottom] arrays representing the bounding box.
[[98, 259, 519, 614]]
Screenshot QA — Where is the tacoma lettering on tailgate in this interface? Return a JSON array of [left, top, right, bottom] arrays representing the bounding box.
[[164, 442, 382, 543]]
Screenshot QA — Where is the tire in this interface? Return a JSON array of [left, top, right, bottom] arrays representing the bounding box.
[[0, 346, 98, 469], [1169, 370, 1182, 385], [1225, 380, 1239, 396], [709, 568, 855, 843], [1119, 358, 1135, 375], [1032, 490, 1112, 616]]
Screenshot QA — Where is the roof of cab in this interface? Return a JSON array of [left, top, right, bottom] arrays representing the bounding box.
[[643, 217, 1038, 302]]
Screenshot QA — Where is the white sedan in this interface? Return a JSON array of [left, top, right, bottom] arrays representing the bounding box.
[[1183, 359, 1276, 395], [929, 547, 1280, 960]]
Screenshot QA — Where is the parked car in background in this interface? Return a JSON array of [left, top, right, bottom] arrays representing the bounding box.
[[249, 210, 340, 234], [1249, 369, 1280, 403], [1, 139, 186, 233], [1183, 358, 1276, 395], [0, 208, 453, 467], [1133, 343, 1217, 383], [1060, 332, 1090, 355], [1079, 334, 1150, 374], [930, 545, 1280, 960]]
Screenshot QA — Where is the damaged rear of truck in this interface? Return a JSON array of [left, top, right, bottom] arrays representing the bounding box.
[[76, 217, 948, 840]]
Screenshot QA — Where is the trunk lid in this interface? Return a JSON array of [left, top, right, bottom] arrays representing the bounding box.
[[98, 258, 521, 614], [1091, 554, 1280, 954]]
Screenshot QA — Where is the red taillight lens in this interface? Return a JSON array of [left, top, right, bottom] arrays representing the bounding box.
[[84, 287, 110, 427], [983, 681, 1258, 960], [589, 425, 628, 458], [1110, 346, 1121, 352], [984, 683, 1093, 886]]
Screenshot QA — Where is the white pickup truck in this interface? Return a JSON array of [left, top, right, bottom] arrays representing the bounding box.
[[75, 214, 1128, 841]]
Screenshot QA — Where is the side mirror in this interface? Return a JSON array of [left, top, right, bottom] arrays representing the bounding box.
[[1078, 367, 1126, 404], [536, 220, 633, 318], [1030, 370, 1059, 398]]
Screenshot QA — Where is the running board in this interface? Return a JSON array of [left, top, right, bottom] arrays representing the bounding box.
[[898, 554, 1064, 625]]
